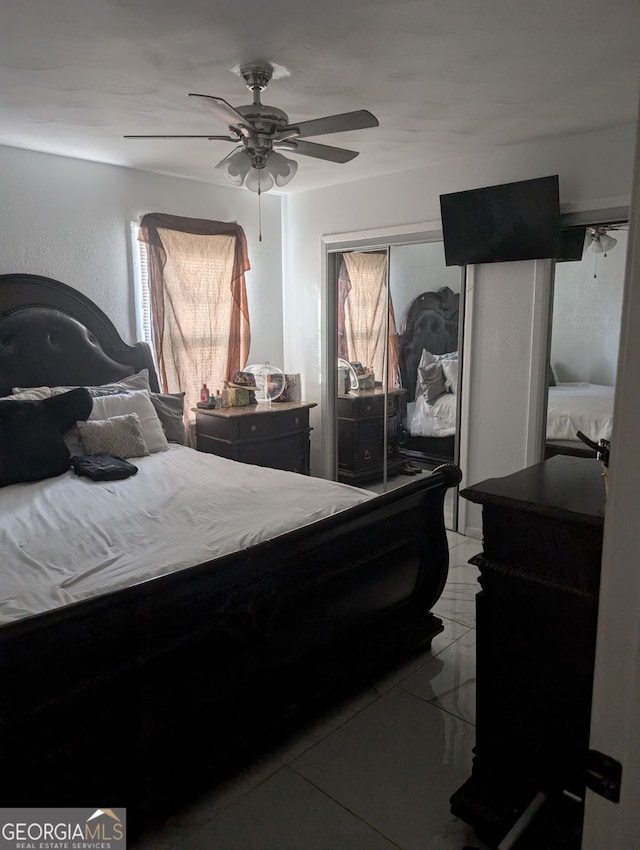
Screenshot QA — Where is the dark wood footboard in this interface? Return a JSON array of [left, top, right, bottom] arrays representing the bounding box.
[[0, 464, 460, 835]]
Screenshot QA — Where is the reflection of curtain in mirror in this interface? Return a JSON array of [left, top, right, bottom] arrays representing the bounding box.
[[337, 252, 400, 387]]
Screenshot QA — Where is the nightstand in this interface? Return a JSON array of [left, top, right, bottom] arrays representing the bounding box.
[[194, 401, 317, 474], [337, 387, 407, 484]]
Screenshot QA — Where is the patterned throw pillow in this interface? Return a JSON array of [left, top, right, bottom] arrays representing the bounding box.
[[77, 413, 149, 458]]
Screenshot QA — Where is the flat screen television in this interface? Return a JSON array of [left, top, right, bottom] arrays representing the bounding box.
[[558, 226, 587, 262], [440, 175, 561, 266]]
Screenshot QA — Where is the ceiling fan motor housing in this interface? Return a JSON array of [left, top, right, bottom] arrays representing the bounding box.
[[240, 62, 274, 92]]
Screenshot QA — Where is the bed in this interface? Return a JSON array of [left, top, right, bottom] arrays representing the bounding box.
[[545, 381, 614, 458], [397, 286, 460, 464], [0, 273, 461, 835]]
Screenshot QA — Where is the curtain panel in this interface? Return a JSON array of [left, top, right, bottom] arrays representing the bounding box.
[[138, 213, 251, 413]]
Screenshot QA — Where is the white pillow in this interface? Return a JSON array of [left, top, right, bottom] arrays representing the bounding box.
[[13, 370, 151, 398], [90, 390, 169, 453], [9, 387, 53, 400], [420, 348, 458, 363], [57, 370, 151, 397], [418, 349, 459, 395], [441, 359, 459, 394]]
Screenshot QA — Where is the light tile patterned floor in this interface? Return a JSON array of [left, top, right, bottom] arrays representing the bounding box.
[[132, 535, 485, 850]]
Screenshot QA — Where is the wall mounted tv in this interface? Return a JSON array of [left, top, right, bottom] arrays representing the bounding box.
[[440, 175, 561, 266]]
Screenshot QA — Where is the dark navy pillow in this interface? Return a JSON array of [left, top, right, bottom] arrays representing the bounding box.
[[0, 387, 92, 486]]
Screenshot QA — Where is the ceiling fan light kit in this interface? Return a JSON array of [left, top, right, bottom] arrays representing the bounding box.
[[218, 147, 298, 193], [588, 226, 618, 255], [124, 60, 379, 193]]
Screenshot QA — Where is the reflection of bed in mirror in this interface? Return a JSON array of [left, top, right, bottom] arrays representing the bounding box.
[[545, 379, 614, 458], [398, 287, 459, 465]]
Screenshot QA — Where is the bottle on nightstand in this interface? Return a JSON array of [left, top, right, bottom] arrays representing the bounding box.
[[221, 381, 231, 409], [200, 382, 210, 403]]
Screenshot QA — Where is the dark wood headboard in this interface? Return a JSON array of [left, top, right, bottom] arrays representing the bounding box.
[[398, 286, 460, 402], [0, 273, 159, 396]]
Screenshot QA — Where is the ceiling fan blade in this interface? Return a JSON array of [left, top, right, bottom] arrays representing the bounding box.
[[189, 93, 253, 136], [276, 140, 359, 163], [124, 134, 236, 140], [283, 110, 379, 140]]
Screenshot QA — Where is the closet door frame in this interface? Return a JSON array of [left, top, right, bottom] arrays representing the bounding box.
[[322, 223, 465, 525]]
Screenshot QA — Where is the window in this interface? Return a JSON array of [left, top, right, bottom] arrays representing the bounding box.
[[131, 221, 153, 348], [135, 213, 251, 415]]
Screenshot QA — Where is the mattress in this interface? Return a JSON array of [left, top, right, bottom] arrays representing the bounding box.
[[0, 445, 372, 625], [547, 382, 614, 443]]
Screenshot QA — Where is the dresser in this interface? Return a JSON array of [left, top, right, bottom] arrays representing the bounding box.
[[195, 401, 316, 474], [450, 455, 605, 847], [337, 387, 407, 484]]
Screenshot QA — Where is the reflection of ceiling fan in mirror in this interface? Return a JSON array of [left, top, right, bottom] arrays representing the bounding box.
[[586, 224, 627, 255], [124, 61, 379, 194], [585, 223, 627, 278]]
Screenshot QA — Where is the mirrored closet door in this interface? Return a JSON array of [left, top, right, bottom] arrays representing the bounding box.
[[330, 238, 465, 530], [544, 218, 627, 461]]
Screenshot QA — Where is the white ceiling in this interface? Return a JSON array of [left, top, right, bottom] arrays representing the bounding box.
[[2, 0, 639, 193]]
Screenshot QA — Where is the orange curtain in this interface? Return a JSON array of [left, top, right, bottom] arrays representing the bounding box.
[[339, 251, 400, 388], [138, 213, 250, 414]]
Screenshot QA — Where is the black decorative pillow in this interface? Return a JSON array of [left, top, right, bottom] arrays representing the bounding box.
[[0, 388, 93, 487]]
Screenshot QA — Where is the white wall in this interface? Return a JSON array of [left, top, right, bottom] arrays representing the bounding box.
[[282, 123, 636, 518], [389, 240, 462, 334], [0, 145, 283, 367], [551, 229, 628, 385], [459, 259, 552, 534]]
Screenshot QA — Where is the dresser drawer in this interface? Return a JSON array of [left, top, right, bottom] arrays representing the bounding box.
[[239, 432, 310, 474], [235, 407, 309, 439], [196, 406, 310, 441]]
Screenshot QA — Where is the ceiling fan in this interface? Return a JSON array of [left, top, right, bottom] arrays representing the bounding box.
[[585, 224, 627, 255], [585, 223, 627, 279], [125, 61, 379, 193]]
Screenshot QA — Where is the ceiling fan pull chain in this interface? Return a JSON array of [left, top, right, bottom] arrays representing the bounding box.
[[258, 171, 263, 242]]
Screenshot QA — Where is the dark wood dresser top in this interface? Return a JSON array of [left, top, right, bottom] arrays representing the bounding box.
[[194, 401, 316, 419], [461, 455, 605, 526]]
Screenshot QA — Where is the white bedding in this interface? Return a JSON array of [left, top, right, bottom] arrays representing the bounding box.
[[410, 392, 457, 438], [547, 382, 614, 443], [0, 445, 373, 626]]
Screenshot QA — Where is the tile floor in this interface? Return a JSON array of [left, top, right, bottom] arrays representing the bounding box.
[[132, 531, 485, 850]]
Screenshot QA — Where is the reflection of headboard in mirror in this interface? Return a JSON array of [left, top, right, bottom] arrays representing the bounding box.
[[398, 287, 459, 402]]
